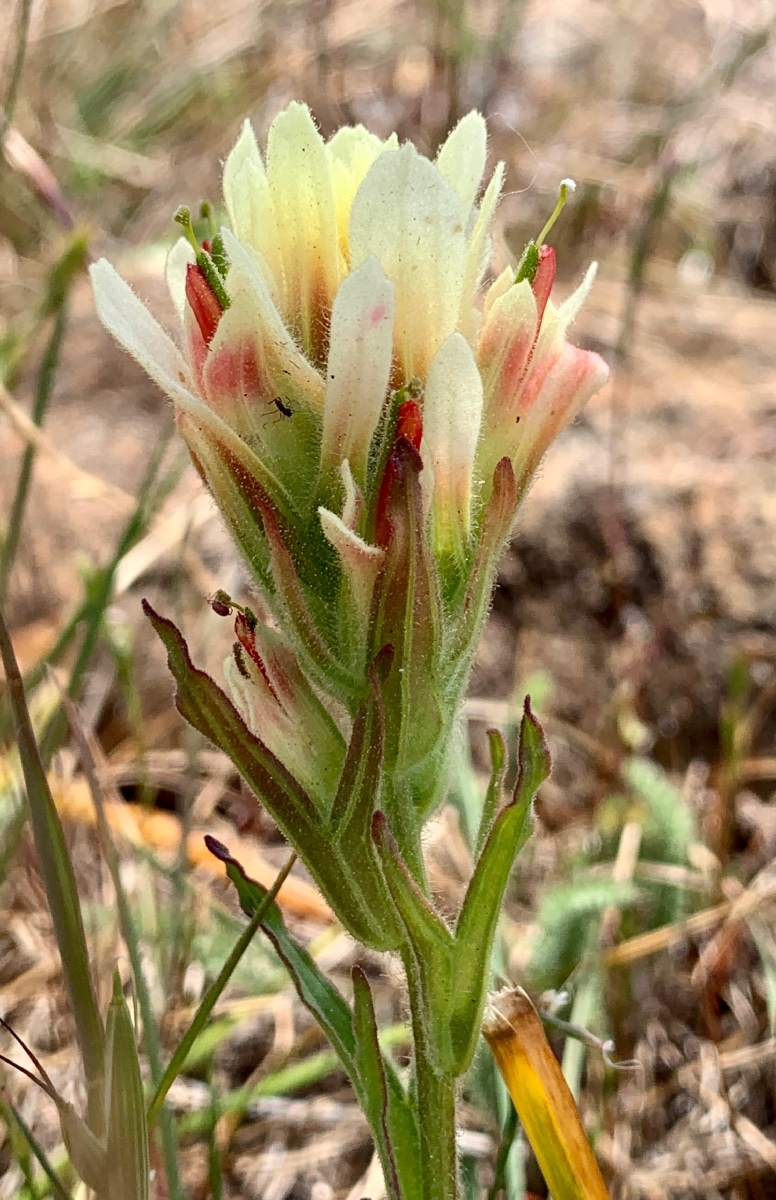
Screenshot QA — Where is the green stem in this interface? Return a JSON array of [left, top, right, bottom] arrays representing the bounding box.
[[0, 0, 33, 143], [402, 947, 458, 1200], [146, 852, 297, 1128], [0, 303, 68, 608], [38, 423, 176, 764]]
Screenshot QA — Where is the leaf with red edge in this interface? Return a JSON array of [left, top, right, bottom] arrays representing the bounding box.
[[369, 437, 445, 815], [145, 602, 320, 831], [144, 602, 392, 948]]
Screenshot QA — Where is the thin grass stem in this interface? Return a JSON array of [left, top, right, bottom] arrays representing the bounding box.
[[0, 608, 106, 1135], [38, 420, 176, 764], [2, 1099, 71, 1200], [0, 303, 69, 609], [146, 850, 297, 1128], [59, 689, 185, 1200], [0, 0, 33, 142]]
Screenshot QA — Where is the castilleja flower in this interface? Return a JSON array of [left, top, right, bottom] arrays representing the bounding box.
[[91, 102, 607, 833]]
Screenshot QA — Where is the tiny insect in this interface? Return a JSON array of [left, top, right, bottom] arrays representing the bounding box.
[[272, 397, 293, 418], [260, 397, 294, 427], [209, 588, 233, 617]]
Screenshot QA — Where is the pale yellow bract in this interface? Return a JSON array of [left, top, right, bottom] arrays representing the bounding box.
[[91, 101, 607, 583]]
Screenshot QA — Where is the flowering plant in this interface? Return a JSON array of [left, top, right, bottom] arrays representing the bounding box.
[[92, 103, 608, 1199]]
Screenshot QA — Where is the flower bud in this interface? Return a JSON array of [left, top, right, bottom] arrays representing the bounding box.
[[185, 261, 223, 345]]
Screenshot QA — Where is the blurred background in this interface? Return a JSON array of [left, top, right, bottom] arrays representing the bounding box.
[[2, 0, 776, 1197]]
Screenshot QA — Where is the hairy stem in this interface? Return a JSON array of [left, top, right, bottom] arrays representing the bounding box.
[[403, 947, 459, 1200]]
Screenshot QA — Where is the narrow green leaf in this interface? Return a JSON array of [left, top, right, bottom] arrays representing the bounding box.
[[208, 840, 419, 1194], [104, 970, 149, 1200], [145, 602, 320, 830], [0, 1094, 34, 1198], [207, 1076, 224, 1200], [0, 610, 106, 1135], [176, 1025, 410, 1138], [37, 426, 178, 766], [329, 646, 391, 831], [146, 603, 392, 948], [372, 812, 457, 1072], [475, 729, 507, 858], [205, 838, 359, 1081], [0, 301, 69, 609], [449, 700, 550, 1072], [352, 966, 403, 1200], [448, 456, 518, 665], [352, 967, 422, 1200], [486, 1101, 519, 1200], [368, 438, 445, 820], [58, 1104, 107, 1194], [61, 689, 183, 1200], [329, 648, 402, 949], [3, 1099, 71, 1200], [146, 848, 297, 1128]]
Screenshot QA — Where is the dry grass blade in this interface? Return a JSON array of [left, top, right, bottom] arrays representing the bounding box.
[[48, 769, 331, 920], [483, 987, 610, 1200]]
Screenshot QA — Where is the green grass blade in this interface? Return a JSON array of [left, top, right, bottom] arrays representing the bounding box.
[[0, 424, 179, 751], [178, 1024, 410, 1138], [39, 423, 177, 764], [0, 302, 69, 608], [207, 1075, 224, 1200], [0, 0, 34, 143], [0, 608, 106, 1135], [61, 691, 183, 1200], [1, 1097, 71, 1200], [146, 849, 297, 1128], [104, 969, 149, 1200], [486, 1102, 518, 1200], [0, 1093, 35, 1197]]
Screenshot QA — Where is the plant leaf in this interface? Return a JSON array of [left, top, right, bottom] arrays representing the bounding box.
[[449, 700, 550, 1072], [352, 966, 422, 1200], [145, 603, 387, 946], [104, 969, 149, 1200], [206, 838, 360, 1078], [369, 436, 445, 820], [145, 601, 320, 829], [0, 611, 106, 1136], [328, 648, 402, 949], [372, 812, 457, 1072], [475, 728, 507, 857], [209, 841, 420, 1196], [208, 840, 406, 1101]]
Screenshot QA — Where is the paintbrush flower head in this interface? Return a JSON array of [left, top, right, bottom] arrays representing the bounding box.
[[91, 103, 607, 811]]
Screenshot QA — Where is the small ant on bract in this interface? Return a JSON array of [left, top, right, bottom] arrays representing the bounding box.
[[262, 396, 293, 425]]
